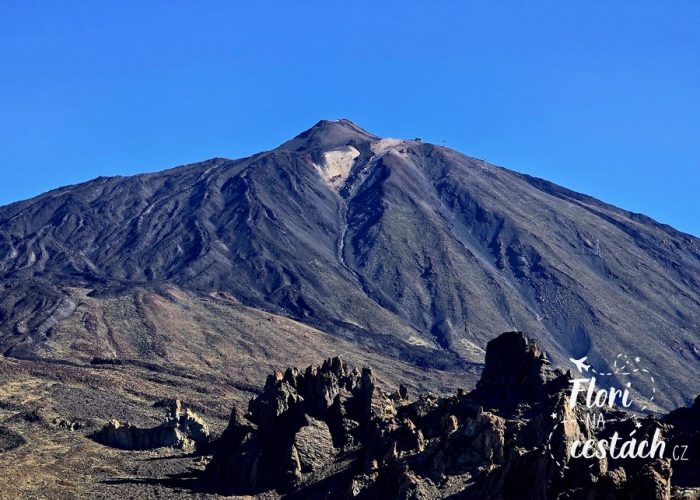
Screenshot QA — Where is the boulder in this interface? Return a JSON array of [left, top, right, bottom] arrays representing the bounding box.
[[293, 416, 335, 472]]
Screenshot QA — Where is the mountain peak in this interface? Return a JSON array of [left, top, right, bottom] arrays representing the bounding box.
[[278, 119, 379, 152], [1, 118, 698, 414]]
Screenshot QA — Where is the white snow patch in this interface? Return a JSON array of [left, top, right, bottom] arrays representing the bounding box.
[[318, 145, 360, 190]]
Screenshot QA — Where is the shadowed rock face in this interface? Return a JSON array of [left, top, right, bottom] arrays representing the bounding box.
[[469, 330, 569, 413], [0, 119, 698, 407], [206, 332, 698, 499]]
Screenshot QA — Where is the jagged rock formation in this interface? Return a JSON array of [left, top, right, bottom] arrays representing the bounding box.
[[205, 357, 378, 491], [93, 399, 209, 452], [206, 332, 698, 499], [0, 119, 698, 408]]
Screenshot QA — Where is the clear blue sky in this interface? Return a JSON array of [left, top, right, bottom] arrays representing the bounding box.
[[1, 1, 698, 235]]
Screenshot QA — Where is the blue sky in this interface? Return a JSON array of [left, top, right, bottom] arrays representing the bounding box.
[[1, 1, 698, 235]]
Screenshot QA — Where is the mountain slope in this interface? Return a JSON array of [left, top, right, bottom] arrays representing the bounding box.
[[0, 119, 698, 407]]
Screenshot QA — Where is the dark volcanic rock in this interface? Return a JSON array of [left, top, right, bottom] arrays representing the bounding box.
[[206, 332, 699, 499], [293, 416, 335, 473], [469, 331, 569, 414]]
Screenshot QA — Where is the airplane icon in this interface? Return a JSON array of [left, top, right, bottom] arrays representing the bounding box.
[[570, 356, 591, 373]]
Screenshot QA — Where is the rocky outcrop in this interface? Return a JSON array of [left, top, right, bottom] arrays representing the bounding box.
[[205, 332, 700, 499], [205, 357, 376, 492], [93, 399, 209, 452], [469, 330, 569, 414]]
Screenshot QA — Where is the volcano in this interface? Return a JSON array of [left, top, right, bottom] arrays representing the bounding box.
[[0, 119, 698, 408]]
